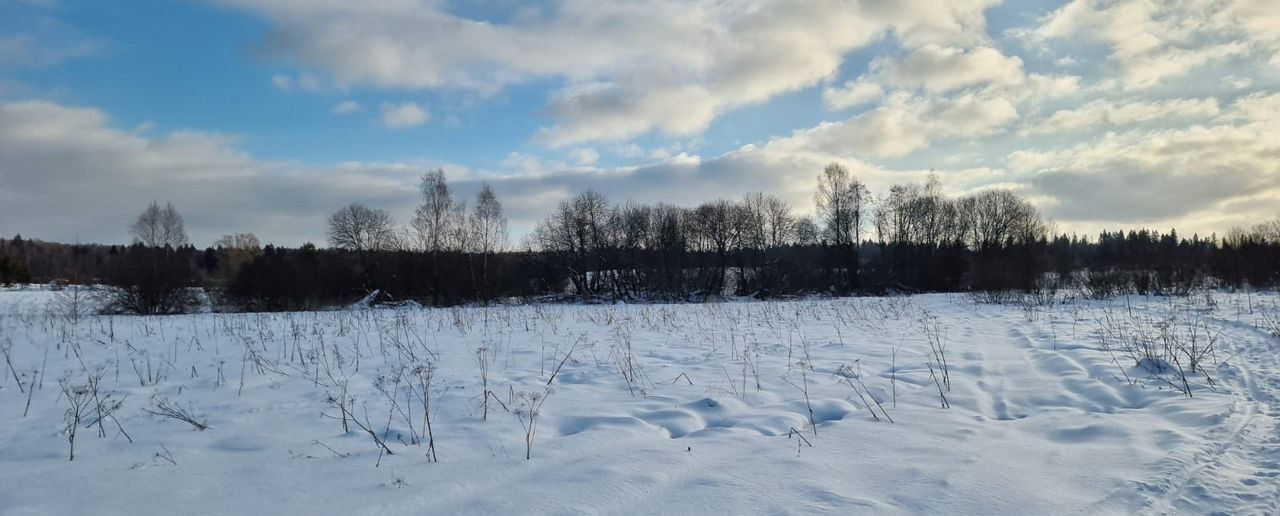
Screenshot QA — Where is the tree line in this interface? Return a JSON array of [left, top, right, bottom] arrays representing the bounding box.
[[4, 164, 1280, 313]]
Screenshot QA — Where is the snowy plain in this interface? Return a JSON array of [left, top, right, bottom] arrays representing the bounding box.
[[1, 288, 1278, 515]]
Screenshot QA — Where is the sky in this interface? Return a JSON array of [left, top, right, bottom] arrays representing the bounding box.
[[1, 0, 1278, 247]]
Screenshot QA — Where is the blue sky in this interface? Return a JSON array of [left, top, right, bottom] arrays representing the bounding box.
[[1, 0, 1278, 246]]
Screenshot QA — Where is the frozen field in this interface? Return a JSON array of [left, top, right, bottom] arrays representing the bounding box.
[[1, 289, 1279, 515]]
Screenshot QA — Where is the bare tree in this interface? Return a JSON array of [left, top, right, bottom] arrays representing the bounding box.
[[472, 183, 509, 257], [761, 194, 796, 248], [739, 193, 771, 251], [211, 233, 262, 298], [471, 183, 508, 300], [131, 201, 188, 248], [958, 189, 1045, 249], [410, 170, 463, 253], [815, 163, 869, 247], [532, 191, 612, 298], [1245, 215, 1280, 243], [875, 174, 961, 248], [815, 163, 869, 290], [691, 199, 739, 295], [793, 216, 820, 246], [326, 204, 399, 251], [214, 233, 261, 250]]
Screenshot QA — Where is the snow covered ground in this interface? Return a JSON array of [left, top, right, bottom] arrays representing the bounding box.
[[1, 289, 1278, 515]]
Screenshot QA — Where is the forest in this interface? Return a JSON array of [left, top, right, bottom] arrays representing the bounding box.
[[3, 164, 1279, 314]]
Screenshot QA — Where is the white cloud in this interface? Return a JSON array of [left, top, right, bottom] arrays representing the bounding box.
[[815, 41, 1077, 156], [766, 92, 1019, 159], [0, 30, 103, 68], [270, 74, 292, 91], [1222, 75, 1253, 90], [1028, 0, 1273, 89], [271, 73, 321, 92], [1221, 91, 1280, 123], [0, 99, 966, 246], [12, 2, 1280, 242], [569, 148, 599, 167], [379, 101, 429, 129], [870, 45, 1027, 93], [1022, 97, 1221, 136], [1007, 92, 1280, 233], [823, 80, 883, 110], [331, 100, 364, 115], [212, 0, 1008, 145], [0, 101, 434, 246]]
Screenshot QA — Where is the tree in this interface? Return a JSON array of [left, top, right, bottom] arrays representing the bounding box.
[[131, 201, 188, 248], [689, 199, 740, 296], [213, 233, 263, 286], [814, 163, 869, 290], [532, 191, 611, 299], [102, 245, 200, 314], [793, 217, 820, 246], [471, 183, 508, 256], [410, 170, 463, 253], [0, 254, 31, 286], [471, 183, 508, 301], [815, 163, 868, 247], [761, 194, 796, 248], [326, 204, 398, 251], [959, 189, 1045, 250], [214, 233, 261, 250]]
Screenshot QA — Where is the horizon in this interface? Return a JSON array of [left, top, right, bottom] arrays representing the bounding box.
[[2, 1, 1278, 248]]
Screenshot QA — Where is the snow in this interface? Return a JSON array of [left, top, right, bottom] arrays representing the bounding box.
[[1, 289, 1278, 514]]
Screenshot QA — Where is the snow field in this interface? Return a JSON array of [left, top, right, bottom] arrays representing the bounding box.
[[1, 289, 1278, 514]]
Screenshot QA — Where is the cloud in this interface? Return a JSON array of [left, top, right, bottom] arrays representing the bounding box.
[[1225, 91, 1280, 123], [814, 41, 1077, 155], [1027, 0, 1275, 89], [379, 101, 429, 129], [869, 45, 1026, 93], [0, 29, 104, 68], [270, 73, 321, 93], [10, 0, 1280, 243], [210, 0, 1008, 145], [0, 99, 957, 246], [1021, 97, 1221, 136], [331, 100, 364, 115], [0, 101, 432, 246], [1010, 93, 1280, 233], [10, 87, 1278, 248], [569, 148, 599, 167], [823, 80, 883, 110], [770, 92, 1018, 159]]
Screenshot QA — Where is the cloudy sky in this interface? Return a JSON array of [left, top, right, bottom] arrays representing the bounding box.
[[1, 0, 1278, 247]]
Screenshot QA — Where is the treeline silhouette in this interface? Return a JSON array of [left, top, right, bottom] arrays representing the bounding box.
[[3, 164, 1280, 313]]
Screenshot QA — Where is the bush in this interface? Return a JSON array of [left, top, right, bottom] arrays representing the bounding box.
[[100, 245, 201, 314], [0, 254, 31, 286]]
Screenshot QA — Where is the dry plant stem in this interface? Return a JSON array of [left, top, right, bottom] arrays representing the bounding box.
[[546, 338, 581, 386], [517, 388, 552, 460], [154, 445, 178, 466], [59, 377, 93, 461], [413, 364, 438, 462], [23, 369, 36, 417], [787, 426, 813, 446], [348, 404, 394, 463], [145, 396, 209, 431], [856, 374, 893, 423], [2, 342, 23, 394], [476, 347, 490, 421], [784, 363, 818, 437], [928, 361, 950, 409]]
